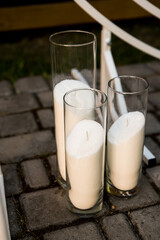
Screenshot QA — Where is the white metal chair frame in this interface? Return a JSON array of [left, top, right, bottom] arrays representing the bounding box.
[[74, 0, 160, 165]]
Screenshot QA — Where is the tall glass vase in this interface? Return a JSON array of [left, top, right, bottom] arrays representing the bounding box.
[[106, 75, 149, 197], [64, 88, 107, 216], [49, 30, 97, 187]]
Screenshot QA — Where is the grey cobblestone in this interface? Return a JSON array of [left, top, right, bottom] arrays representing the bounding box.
[[130, 205, 160, 240], [0, 80, 12, 96], [146, 75, 160, 90], [17, 237, 36, 240], [37, 91, 53, 108], [37, 109, 54, 128], [20, 188, 108, 232], [7, 197, 22, 238], [145, 137, 160, 164], [21, 159, 50, 189], [101, 213, 137, 240], [48, 155, 109, 216], [147, 61, 160, 74], [0, 93, 39, 115], [0, 112, 38, 137], [145, 112, 160, 135], [2, 164, 23, 196], [149, 92, 160, 110], [43, 222, 103, 240], [146, 166, 160, 190], [108, 176, 159, 212], [48, 155, 56, 177], [147, 102, 155, 112], [14, 76, 49, 94], [0, 130, 56, 163], [117, 63, 155, 77], [156, 135, 160, 145], [20, 188, 79, 231]]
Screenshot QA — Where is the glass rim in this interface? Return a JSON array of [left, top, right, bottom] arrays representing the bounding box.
[[108, 75, 149, 95], [63, 88, 107, 110], [49, 30, 96, 47]]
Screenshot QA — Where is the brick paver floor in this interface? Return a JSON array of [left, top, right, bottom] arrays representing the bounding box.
[[0, 61, 160, 240]]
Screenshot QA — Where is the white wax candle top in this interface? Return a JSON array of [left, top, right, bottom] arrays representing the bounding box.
[[108, 111, 145, 145], [66, 120, 104, 159], [54, 79, 89, 106]]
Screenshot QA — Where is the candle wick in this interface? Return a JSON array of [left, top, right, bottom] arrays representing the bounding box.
[[86, 131, 88, 141], [126, 118, 128, 127]]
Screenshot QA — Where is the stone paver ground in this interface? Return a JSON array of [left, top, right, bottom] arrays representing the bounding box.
[[0, 61, 160, 240]]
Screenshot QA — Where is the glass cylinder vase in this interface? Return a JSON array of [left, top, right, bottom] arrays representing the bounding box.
[[64, 88, 107, 216], [106, 75, 149, 197], [49, 30, 97, 187]]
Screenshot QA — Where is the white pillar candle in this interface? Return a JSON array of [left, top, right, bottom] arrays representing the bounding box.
[[107, 111, 145, 191], [66, 120, 105, 210], [54, 80, 90, 180]]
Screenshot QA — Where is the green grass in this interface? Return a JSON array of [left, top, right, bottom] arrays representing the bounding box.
[[0, 17, 159, 83], [111, 18, 160, 66], [0, 36, 51, 83]]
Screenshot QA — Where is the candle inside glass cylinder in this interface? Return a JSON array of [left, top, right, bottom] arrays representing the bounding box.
[[54, 80, 90, 180], [66, 120, 105, 210], [107, 111, 145, 191]]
